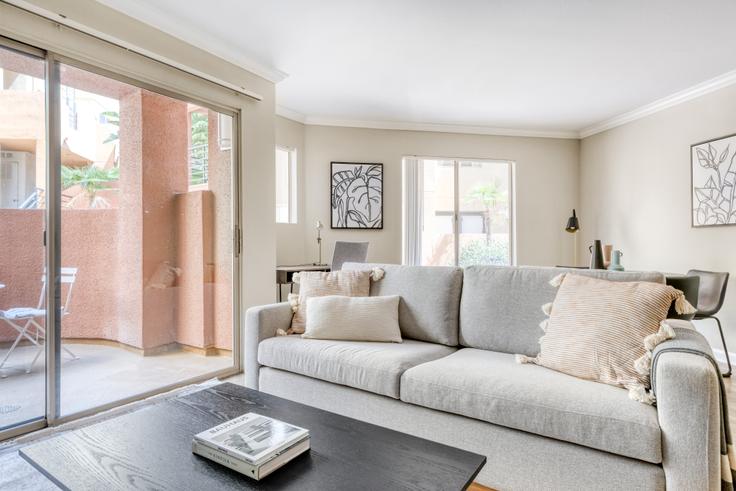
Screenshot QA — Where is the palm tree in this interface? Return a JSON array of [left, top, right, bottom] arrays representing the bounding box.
[[467, 180, 507, 245], [61, 165, 119, 208]]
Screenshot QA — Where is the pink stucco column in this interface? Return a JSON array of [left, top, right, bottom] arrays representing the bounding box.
[[117, 89, 188, 351], [207, 112, 234, 351]]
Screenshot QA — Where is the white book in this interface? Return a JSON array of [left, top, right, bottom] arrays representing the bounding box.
[[192, 437, 310, 480], [193, 413, 309, 466]]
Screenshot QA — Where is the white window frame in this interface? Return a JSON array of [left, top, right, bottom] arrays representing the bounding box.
[[403, 156, 516, 267], [275, 145, 298, 224]]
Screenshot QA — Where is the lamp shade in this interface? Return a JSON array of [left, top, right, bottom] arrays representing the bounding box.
[[316, 220, 324, 230], [565, 209, 580, 233]]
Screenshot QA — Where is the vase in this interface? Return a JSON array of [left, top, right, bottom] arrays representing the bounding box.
[[589, 240, 605, 270], [603, 244, 613, 268], [608, 250, 625, 271]]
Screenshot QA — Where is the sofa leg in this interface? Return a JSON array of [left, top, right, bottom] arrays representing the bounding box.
[[714, 316, 732, 377]]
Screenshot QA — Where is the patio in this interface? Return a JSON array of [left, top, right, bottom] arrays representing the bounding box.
[[0, 342, 232, 429]]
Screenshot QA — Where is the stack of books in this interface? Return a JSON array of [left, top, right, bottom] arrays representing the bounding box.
[[192, 413, 310, 480]]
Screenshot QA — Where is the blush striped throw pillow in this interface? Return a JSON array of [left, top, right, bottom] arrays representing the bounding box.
[[284, 268, 385, 335], [517, 273, 696, 404]]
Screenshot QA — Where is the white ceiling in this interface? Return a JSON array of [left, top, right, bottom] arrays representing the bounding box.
[[95, 0, 736, 137]]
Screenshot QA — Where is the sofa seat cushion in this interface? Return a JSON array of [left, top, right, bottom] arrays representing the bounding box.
[[400, 348, 662, 463], [258, 336, 456, 399]]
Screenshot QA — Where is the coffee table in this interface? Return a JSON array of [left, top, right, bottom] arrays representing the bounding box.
[[20, 383, 485, 490]]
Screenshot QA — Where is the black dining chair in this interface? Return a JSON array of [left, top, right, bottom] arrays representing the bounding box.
[[687, 269, 731, 377], [665, 275, 700, 321]]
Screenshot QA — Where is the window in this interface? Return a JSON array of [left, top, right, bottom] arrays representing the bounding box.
[[189, 110, 208, 186], [275, 146, 297, 223], [403, 157, 514, 266]]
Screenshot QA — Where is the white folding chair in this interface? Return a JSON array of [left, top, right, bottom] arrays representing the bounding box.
[[0, 268, 79, 376]]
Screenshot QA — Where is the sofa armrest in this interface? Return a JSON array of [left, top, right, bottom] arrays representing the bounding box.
[[653, 322, 721, 490], [244, 302, 293, 390]]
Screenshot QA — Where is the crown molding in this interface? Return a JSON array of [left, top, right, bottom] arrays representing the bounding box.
[[276, 105, 307, 124], [61, 0, 287, 84], [580, 69, 736, 138], [275, 109, 580, 139]]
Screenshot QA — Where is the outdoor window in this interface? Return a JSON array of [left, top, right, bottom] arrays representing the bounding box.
[[275, 146, 297, 224], [403, 157, 514, 266], [189, 109, 208, 187]]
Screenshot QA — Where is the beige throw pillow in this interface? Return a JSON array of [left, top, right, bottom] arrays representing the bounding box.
[[303, 295, 402, 342], [517, 273, 696, 404], [285, 269, 384, 334]]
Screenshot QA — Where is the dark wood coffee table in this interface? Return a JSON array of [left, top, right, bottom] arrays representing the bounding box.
[[20, 383, 485, 490]]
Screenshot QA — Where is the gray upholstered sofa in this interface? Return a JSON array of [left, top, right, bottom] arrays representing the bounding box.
[[245, 264, 720, 490]]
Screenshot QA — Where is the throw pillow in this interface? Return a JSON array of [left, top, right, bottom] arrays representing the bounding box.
[[283, 268, 385, 334], [516, 273, 696, 404], [303, 295, 402, 342]]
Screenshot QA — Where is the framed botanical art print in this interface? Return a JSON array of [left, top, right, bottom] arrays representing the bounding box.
[[330, 162, 383, 229], [691, 133, 736, 227]]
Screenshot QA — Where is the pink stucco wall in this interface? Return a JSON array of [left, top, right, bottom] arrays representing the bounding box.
[[0, 209, 120, 343], [0, 91, 233, 353], [207, 112, 234, 350], [175, 190, 214, 348]]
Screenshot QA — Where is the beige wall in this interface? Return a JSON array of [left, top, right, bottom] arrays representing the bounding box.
[[275, 116, 307, 264], [298, 125, 580, 267], [580, 84, 736, 355]]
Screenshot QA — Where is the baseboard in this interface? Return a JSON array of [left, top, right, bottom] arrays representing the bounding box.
[[711, 348, 736, 365], [0, 338, 231, 357]]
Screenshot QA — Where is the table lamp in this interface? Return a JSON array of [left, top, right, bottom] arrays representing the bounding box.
[[315, 220, 324, 265], [565, 209, 580, 265]]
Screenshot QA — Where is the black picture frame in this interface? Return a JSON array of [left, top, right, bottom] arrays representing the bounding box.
[[691, 132, 736, 228], [330, 162, 383, 229]]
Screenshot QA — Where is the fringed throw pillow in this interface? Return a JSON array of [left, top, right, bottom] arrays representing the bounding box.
[[516, 273, 696, 404], [281, 268, 385, 335]]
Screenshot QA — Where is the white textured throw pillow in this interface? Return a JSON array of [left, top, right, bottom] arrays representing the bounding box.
[[303, 295, 402, 343]]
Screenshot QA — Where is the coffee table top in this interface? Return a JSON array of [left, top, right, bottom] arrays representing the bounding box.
[[20, 383, 485, 490]]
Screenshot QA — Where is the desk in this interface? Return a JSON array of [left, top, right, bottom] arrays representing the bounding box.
[[276, 264, 331, 301]]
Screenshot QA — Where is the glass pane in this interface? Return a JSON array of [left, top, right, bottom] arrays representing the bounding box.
[[0, 45, 46, 430], [421, 159, 455, 266], [57, 63, 235, 417], [458, 160, 512, 266], [275, 147, 289, 223]]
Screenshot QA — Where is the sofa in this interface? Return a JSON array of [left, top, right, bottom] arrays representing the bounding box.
[[245, 264, 721, 490]]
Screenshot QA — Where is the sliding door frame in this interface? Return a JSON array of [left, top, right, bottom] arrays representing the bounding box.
[[0, 35, 244, 438], [45, 53, 61, 424]]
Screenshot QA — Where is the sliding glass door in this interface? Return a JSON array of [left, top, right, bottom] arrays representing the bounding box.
[[0, 37, 241, 438], [407, 157, 514, 267], [457, 160, 513, 266], [0, 42, 47, 434]]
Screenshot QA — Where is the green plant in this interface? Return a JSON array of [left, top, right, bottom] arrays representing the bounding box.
[[61, 165, 119, 208], [191, 112, 208, 146], [189, 112, 209, 185], [459, 240, 509, 267], [466, 180, 507, 244]]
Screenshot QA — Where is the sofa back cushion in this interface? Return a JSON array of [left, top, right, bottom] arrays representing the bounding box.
[[343, 263, 462, 346], [459, 266, 666, 356]]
